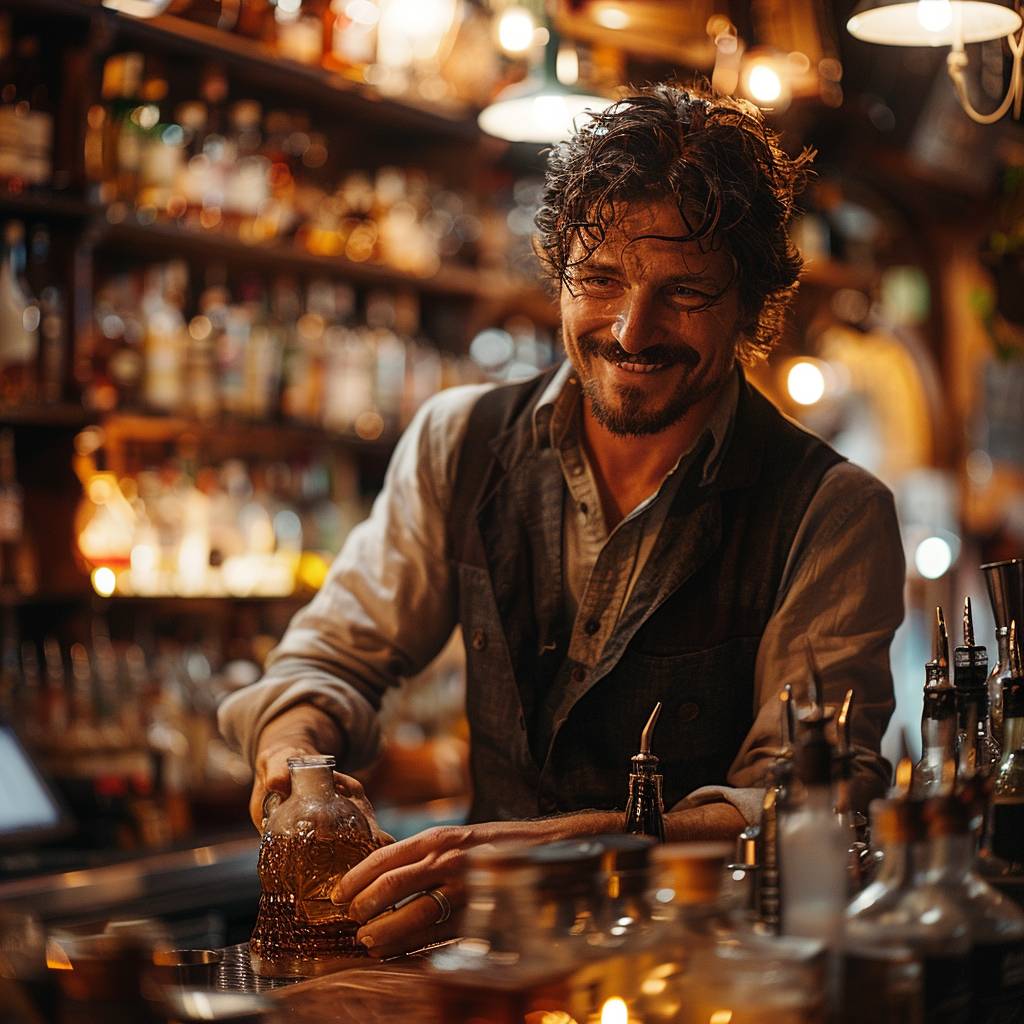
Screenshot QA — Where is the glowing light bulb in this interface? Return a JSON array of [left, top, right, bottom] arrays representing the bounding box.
[[497, 6, 536, 54], [91, 566, 117, 597], [594, 6, 629, 30], [787, 361, 826, 405], [914, 536, 953, 579], [747, 63, 782, 103], [600, 997, 629, 1024], [916, 0, 953, 33]]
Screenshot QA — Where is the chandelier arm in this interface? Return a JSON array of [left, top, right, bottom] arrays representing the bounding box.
[[946, 39, 1022, 124]]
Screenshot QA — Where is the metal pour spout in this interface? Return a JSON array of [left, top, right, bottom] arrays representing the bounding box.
[[639, 702, 662, 756], [982, 558, 1024, 635], [780, 684, 795, 751], [963, 596, 975, 648], [837, 689, 854, 756], [1011, 620, 1022, 678], [931, 605, 949, 670]]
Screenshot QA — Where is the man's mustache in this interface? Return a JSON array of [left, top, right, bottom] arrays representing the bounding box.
[[577, 335, 701, 368]]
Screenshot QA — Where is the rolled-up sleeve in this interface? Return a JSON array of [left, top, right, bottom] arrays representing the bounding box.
[[217, 383, 492, 769], [676, 460, 905, 824]]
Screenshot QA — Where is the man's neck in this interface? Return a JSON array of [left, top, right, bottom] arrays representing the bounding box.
[[581, 379, 727, 529]]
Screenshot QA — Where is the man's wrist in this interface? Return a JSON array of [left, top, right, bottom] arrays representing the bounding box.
[[257, 703, 348, 763]]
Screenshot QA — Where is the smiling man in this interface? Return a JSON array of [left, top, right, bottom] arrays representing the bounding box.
[[219, 85, 905, 958]]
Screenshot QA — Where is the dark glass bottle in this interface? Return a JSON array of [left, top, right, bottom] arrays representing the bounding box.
[[991, 621, 1024, 873], [922, 792, 1024, 1024], [955, 596, 999, 778], [623, 702, 665, 842], [913, 606, 959, 797], [843, 778, 970, 1024]]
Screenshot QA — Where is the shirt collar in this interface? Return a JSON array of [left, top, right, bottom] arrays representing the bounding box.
[[531, 359, 740, 487]]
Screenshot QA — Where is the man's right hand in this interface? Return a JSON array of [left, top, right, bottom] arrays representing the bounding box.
[[249, 703, 347, 829]]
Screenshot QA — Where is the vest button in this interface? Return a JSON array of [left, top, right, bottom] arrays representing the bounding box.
[[678, 702, 700, 723], [583, 617, 599, 636], [471, 628, 487, 651], [571, 665, 586, 684]]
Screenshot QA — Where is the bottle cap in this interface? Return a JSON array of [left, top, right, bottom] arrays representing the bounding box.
[[651, 842, 731, 905], [592, 833, 655, 874]]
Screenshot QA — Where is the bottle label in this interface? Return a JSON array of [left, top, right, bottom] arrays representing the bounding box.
[[992, 798, 1024, 864], [970, 940, 1024, 1022], [840, 951, 921, 1024], [0, 495, 22, 541], [922, 954, 971, 1024]]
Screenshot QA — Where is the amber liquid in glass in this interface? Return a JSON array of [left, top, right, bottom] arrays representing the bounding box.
[[250, 824, 378, 977]]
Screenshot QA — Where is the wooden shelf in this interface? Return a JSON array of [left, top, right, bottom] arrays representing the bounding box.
[[0, 405, 93, 428], [0, 190, 92, 221], [9, 0, 476, 140], [102, 410, 395, 447]]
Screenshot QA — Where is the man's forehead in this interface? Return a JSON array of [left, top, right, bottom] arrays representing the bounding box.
[[568, 197, 730, 274]]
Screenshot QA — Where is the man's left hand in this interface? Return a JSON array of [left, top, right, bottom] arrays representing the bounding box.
[[329, 821, 540, 958]]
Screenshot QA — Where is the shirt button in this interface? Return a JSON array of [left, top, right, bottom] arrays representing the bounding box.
[[471, 628, 488, 651], [579, 502, 589, 516], [678, 702, 700, 723], [571, 666, 586, 684], [584, 617, 599, 636]]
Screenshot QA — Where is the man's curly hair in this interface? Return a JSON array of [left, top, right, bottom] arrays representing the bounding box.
[[534, 83, 814, 365]]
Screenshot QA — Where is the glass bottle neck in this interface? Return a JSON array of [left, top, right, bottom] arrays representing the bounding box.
[[1002, 714, 1024, 761], [925, 833, 973, 884], [289, 765, 336, 799], [873, 838, 926, 889]]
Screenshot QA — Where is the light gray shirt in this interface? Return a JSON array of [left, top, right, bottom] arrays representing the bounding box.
[[219, 364, 905, 824]]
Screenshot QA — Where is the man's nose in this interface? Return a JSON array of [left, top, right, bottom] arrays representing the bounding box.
[[612, 294, 661, 354]]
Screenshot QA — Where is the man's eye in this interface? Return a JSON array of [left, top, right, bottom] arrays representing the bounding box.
[[584, 276, 615, 288]]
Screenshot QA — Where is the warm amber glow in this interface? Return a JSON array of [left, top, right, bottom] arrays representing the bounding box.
[[45, 942, 73, 971], [600, 998, 628, 1024], [91, 567, 117, 597]]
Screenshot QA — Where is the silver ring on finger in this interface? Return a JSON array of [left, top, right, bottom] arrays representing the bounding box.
[[425, 887, 452, 925]]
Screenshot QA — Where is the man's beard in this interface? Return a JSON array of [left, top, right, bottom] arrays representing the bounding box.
[[570, 333, 723, 437]]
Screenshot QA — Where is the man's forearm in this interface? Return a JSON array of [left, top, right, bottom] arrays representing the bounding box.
[[515, 801, 745, 844]]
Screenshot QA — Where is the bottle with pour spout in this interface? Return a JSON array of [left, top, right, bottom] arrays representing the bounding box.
[[249, 754, 382, 978], [913, 606, 959, 797], [623, 703, 666, 842]]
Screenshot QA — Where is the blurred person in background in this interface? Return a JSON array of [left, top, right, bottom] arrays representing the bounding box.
[[219, 83, 905, 957]]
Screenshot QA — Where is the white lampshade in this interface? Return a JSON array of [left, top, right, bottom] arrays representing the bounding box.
[[478, 83, 610, 143], [101, 0, 171, 15], [478, 24, 611, 144], [847, 0, 1021, 46]]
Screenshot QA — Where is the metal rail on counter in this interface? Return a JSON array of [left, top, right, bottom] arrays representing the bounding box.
[[0, 837, 259, 926]]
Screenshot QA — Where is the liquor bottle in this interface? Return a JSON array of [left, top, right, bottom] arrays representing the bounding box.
[[835, 688, 871, 891], [954, 596, 998, 777], [922, 790, 1024, 1023], [990, 620, 1024, 873], [913, 606, 959, 797], [0, 220, 40, 407], [0, 35, 53, 191], [250, 754, 382, 977], [842, 759, 970, 1024], [0, 429, 22, 594], [429, 844, 578, 1021], [28, 226, 65, 405], [142, 262, 187, 413], [758, 684, 795, 933], [623, 702, 666, 842], [779, 705, 848, 947], [983, 558, 1024, 755]]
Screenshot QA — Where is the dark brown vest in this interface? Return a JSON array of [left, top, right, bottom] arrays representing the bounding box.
[[448, 368, 844, 822]]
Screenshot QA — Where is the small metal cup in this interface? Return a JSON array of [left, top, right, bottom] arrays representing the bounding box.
[[151, 948, 223, 989]]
